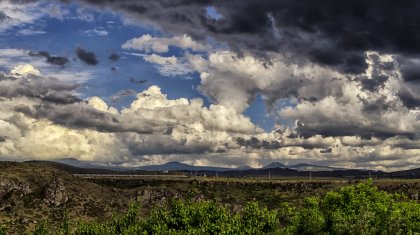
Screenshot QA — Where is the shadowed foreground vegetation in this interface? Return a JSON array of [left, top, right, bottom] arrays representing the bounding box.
[[2, 180, 419, 235]]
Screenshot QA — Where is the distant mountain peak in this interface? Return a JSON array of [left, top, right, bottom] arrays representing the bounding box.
[[288, 163, 337, 171], [236, 165, 253, 170], [263, 162, 287, 169]]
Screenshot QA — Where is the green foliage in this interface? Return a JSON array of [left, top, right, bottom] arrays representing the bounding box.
[[57, 211, 70, 235], [110, 202, 145, 234], [5, 180, 420, 234], [33, 221, 48, 235], [143, 199, 277, 234], [74, 221, 110, 235], [239, 201, 278, 234], [288, 179, 420, 235], [0, 225, 6, 235]]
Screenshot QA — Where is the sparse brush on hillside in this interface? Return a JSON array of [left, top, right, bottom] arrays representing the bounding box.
[[2, 180, 419, 235]]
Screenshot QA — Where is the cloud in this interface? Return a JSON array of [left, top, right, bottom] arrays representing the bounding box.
[[188, 51, 331, 112], [29, 51, 69, 67], [85, 27, 108, 36], [398, 84, 420, 109], [143, 54, 194, 77], [0, 65, 418, 170], [122, 34, 209, 53], [17, 28, 46, 35], [75, 46, 98, 65], [0, 66, 261, 162], [66, 0, 420, 75], [280, 87, 420, 140], [0, 0, 42, 32], [108, 53, 120, 61], [40, 3, 70, 20], [0, 48, 92, 83], [144, 48, 419, 142], [109, 89, 137, 103], [75, 7, 95, 22], [126, 52, 195, 77], [0, 66, 81, 106], [10, 64, 40, 76], [2, 1, 420, 170]]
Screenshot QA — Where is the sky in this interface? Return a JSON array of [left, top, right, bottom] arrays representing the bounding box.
[[0, 0, 419, 171]]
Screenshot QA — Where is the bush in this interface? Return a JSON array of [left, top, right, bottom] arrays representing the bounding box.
[[0, 225, 6, 235], [143, 199, 277, 234], [33, 221, 48, 235], [289, 179, 420, 235]]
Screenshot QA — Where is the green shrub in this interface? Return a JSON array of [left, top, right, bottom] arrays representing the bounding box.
[[33, 221, 48, 235], [289, 179, 420, 235], [0, 225, 6, 235], [74, 221, 109, 235]]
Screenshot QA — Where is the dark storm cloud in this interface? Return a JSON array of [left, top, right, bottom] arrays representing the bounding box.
[[294, 122, 416, 140], [12, 96, 165, 134], [398, 89, 420, 109], [109, 53, 120, 61], [0, 11, 9, 22], [124, 135, 213, 156], [18, 102, 123, 132], [236, 135, 337, 150], [359, 75, 389, 92], [360, 96, 392, 113], [57, 0, 420, 144], [68, 0, 420, 74], [401, 66, 420, 82], [356, 53, 395, 92], [9, 0, 37, 3], [0, 73, 80, 104], [29, 51, 69, 67], [75, 46, 98, 65], [0, 73, 162, 134], [396, 57, 420, 82], [236, 137, 281, 149], [290, 120, 415, 140], [129, 77, 147, 84]]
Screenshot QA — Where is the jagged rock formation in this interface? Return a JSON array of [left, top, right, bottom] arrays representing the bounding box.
[[44, 178, 68, 207]]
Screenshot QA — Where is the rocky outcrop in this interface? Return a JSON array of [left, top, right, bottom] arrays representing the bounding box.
[[44, 178, 68, 207], [0, 177, 31, 198], [137, 187, 180, 206]]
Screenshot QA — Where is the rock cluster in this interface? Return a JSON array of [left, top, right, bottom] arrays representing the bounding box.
[[44, 178, 68, 207]]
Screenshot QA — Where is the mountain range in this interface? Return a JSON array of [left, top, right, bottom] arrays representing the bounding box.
[[17, 158, 420, 178], [49, 159, 373, 172]]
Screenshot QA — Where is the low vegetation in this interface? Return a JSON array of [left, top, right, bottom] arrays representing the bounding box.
[[5, 180, 419, 235]]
